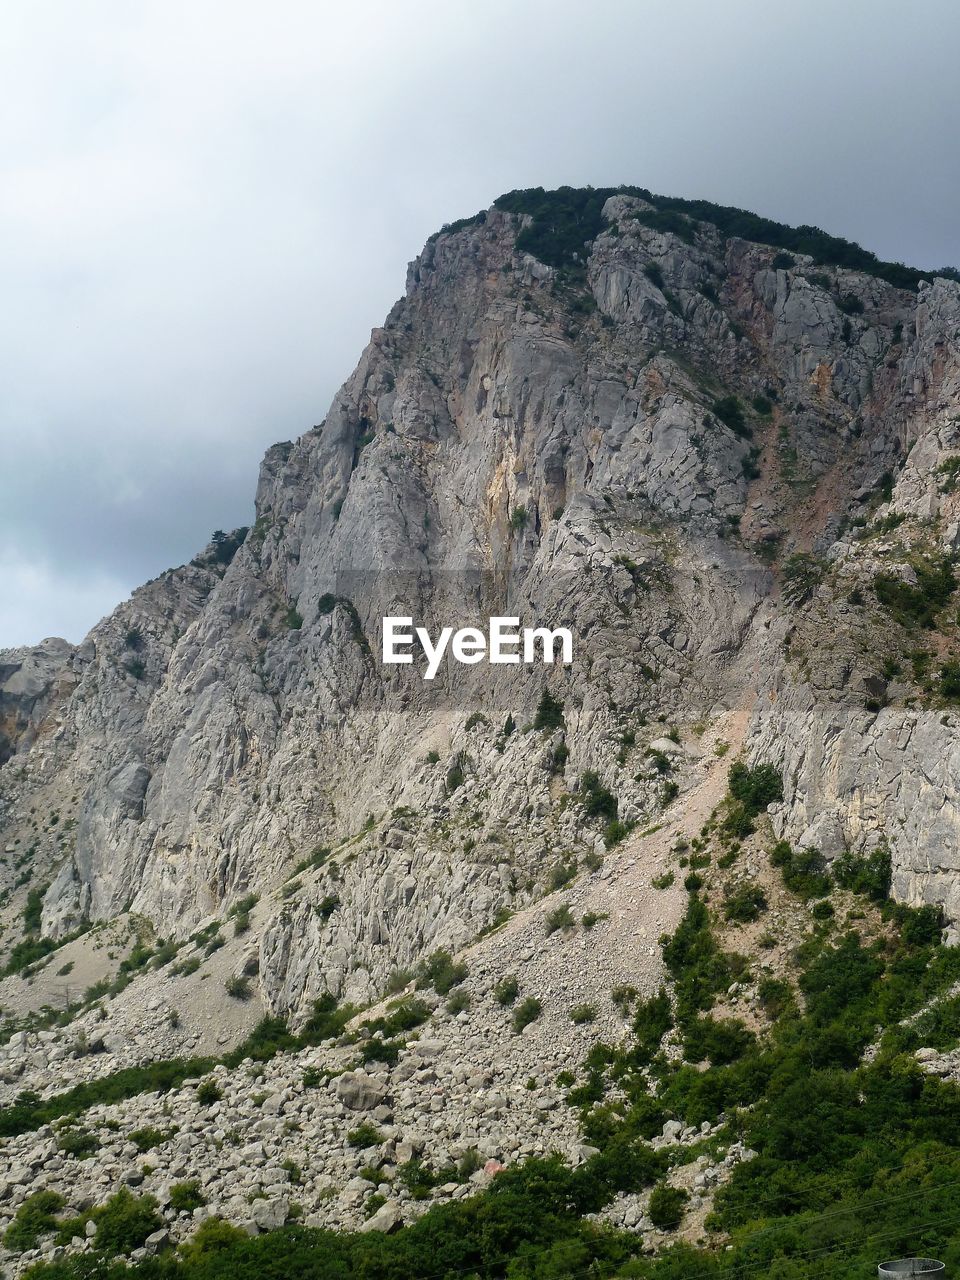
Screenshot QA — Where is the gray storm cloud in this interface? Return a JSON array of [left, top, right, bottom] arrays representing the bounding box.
[[2, 0, 958, 645]]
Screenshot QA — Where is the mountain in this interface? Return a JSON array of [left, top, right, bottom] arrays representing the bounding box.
[[2, 186, 960, 1278]]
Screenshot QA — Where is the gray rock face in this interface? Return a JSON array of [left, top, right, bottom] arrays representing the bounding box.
[[0, 637, 75, 765], [2, 189, 960, 1033]]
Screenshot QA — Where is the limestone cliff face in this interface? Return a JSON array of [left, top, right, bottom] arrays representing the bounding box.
[[2, 189, 960, 1013], [0, 639, 75, 766]]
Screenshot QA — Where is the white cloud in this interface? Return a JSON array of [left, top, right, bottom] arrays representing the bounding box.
[[0, 551, 130, 647], [2, 0, 958, 646]]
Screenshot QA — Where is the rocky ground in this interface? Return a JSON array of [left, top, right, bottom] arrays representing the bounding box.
[[0, 709, 755, 1274]]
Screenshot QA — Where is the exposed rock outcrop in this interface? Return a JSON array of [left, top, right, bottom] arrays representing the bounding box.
[[2, 186, 960, 1037]]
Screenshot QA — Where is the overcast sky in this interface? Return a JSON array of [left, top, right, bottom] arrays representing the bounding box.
[[2, 0, 959, 648]]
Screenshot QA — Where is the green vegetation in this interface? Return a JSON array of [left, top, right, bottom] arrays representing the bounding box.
[[0, 995, 356, 1139], [493, 974, 520, 1006], [632, 988, 673, 1064], [874, 555, 956, 629], [579, 770, 618, 822], [57, 1124, 100, 1158], [782, 551, 827, 604], [19, 757, 960, 1280], [648, 1183, 689, 1230], [24, 882, 47, 933], [494, 184, 959, 289], [723, 883, 767, 923], [711, 395, 750, 439], [21, 864, 960, 1280], [347, 1122, 382, 1149], [545, 903, 575, 935], [723, 761, 783, 837], [547, 856, 578, 891], [426, 210, 487, 243], [446, 988, 471, 1015], [418, 949, 468, 997], [92, 1188, 163, 1255], [169, 1181, 206, 1213], [129, 1126, 173, 1153], [224, 975, 252, 1000], [770, 840, 832, 898], [643, 262, 665, 290], [533, 688, 565, 731], [569, 1003, 597, 1025], [512, 997, 542, 1033], [0, 1057, 218, 1138], [195, 1078, 222, 1105], [493, 186, 614, 273], [833, 846, 891, 902], [4, 1189, 66, 1251]]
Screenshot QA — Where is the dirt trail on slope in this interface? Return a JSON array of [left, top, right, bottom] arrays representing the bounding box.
[[456, 701, 755, 1056]]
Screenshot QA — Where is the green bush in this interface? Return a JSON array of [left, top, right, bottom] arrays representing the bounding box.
[[169, 1180, 207, 1213], [548, 857, 578, 890], [648, 1183, 689, 1229], [360, 997, 431, 1042], [56, 1124, 100, 1158], [770, 840, 831, 898], [569, 1003, 597, 1024], [723, 884, 767, 923], [632, 988, 673, 1064], [611, 984, 638, 1013], [874, 556, 956, 629], [712, 395, 751, 439], [419, 948, 468, 996], [128, 1126, 172, 1153], [833, 847, 891, 902], [4, 1189, 66, 1251], [512, 997, 542, 1033], [837, 292, 865, 315], [579, 771, 618, 822], [724, 762, 783, 837], [533, 688, 565, 731], [682, 1015, 756, 1065], [662, 894, 733, 1022], [91, 1188, 162, 1255], [545, 903, 575, 935], [644, 262, 665, 290], [23, 883, 47, 933], [196, 1078, 222, 1105], [446, 988, 471, 1015], [782, 552, 826, 604], [604, 819, 633, 846], [347, 1122, 382, 1149], [494, 975, 520, 1005]]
